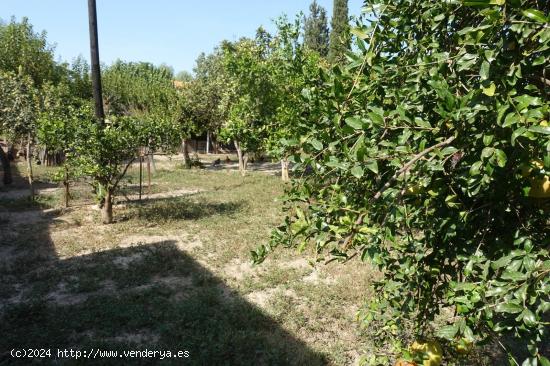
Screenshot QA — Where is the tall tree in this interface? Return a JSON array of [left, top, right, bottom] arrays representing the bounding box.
[[0, 71, 38, 196], [0, 17, 57, 86], [0, 17, 57, 185], [304, 0, 329, 56], [328, 0, 349, 63]]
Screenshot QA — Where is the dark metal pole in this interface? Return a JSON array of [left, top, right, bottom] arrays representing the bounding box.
[[88, 0, 105, 123]]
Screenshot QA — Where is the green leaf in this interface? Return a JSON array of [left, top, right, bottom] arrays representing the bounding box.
[[414, 117, 432, 129], [522, 9, 549, 23], [480, 61, 490, 80], [310, 139, 323, 151], [351, 27, 370, 40], [351, 165, 364, 178], [521, 309, 537, 327], [436, 324, 459, 340], [495, 302, 523, 314], [366, 160, 379, 174], [345, 117, 365, 130], [462, 0, 490, 7], [540, 356, 550, 366], [501, 269, 528, 281], [528, 126, 550, 135], [533, 56, 546, 66], [494, 149, 507, 167], [481, 147, 494, 159], [482, 82, 496, 96], [470, 161, 483, 176], [367, 112, 384, 126]]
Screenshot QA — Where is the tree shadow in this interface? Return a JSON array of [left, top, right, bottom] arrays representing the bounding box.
[[0, 158, 58, 192], [131, 196, 245, 221], [0, 172, 326, 365]]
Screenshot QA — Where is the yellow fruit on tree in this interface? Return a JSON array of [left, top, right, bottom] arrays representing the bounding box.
[[520, 160, 550, 198], [395, 360, 417, 366], [410, 341, 443, 366], [529, 176, 550, 198], [404, 184, 424, 196]]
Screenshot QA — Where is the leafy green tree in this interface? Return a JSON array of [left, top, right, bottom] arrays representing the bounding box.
[[256, 0, 550, 364], [193, 50, 230, 136], [220, 36, 275, 176], [73, 61, 181, 223], [0, 17, 57, 86], [66, 55, 93, 101], [37, 82, 91, 206], [0, 17, 58, 185], [304, 0, 330, 56], [70, 115, 161, 223], [328, 0, 350, 63], [175, 70, 193, 83], [0, 71, 38, 195], [173, 79, 208, 167], [267, 16, 325, 181]]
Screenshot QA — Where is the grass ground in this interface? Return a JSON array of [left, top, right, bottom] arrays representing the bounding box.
[[0, 156, 374, 365]]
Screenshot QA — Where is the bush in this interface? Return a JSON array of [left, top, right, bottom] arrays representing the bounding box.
[[255, 1, 550, 364]]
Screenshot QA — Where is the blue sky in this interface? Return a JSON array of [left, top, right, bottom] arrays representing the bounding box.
[[1, 0, 364, 74]]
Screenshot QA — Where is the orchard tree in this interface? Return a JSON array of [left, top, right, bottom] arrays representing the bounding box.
[[175, 50, 229, 167], [304, 0, 330, 56], [267, 16, 326, 181], [0, 17, 57, 185], [68, 115, 164, 223], [37, 82, 91, 206], [221, 35, 276, 176], [0, 71, 38, 196], [255, 0, 550, 364], [0, 17, 57, 86], [173, 79, 207, 167], [71, 61, 181, 223], [193, 50, 230, 153]]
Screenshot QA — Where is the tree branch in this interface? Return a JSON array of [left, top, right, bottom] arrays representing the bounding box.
[[342, 135, 456, 249], [373, 135, 456, 201], [113, 157, 136, 191]]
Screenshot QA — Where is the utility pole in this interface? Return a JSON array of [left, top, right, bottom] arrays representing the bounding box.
[[88, 0, 105, 123]]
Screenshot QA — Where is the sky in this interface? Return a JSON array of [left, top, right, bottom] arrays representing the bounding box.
[[1, 0, 365, 74]]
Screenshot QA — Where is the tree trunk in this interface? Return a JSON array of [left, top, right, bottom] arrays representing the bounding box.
[[181, 139, 191, 168], [149, 153, 156, 174], [63, 165, 70, 208], [0, 146, 12, 185], [26, 135, 34, 200], [102, 189, 113, 224], [281, 158, 290, 182], [234, 140, 246, 176], [206, 131, 211, 154]]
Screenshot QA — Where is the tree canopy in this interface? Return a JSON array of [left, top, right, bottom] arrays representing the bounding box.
[[328, 0, 350, 63], [304, 0, 330, 57], [255, 0, 550, 364]]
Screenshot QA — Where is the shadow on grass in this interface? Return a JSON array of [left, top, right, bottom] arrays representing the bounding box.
[[1, 166, 325, 366], [133, 196, 244, 222], [1, 240, 327, 366]]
